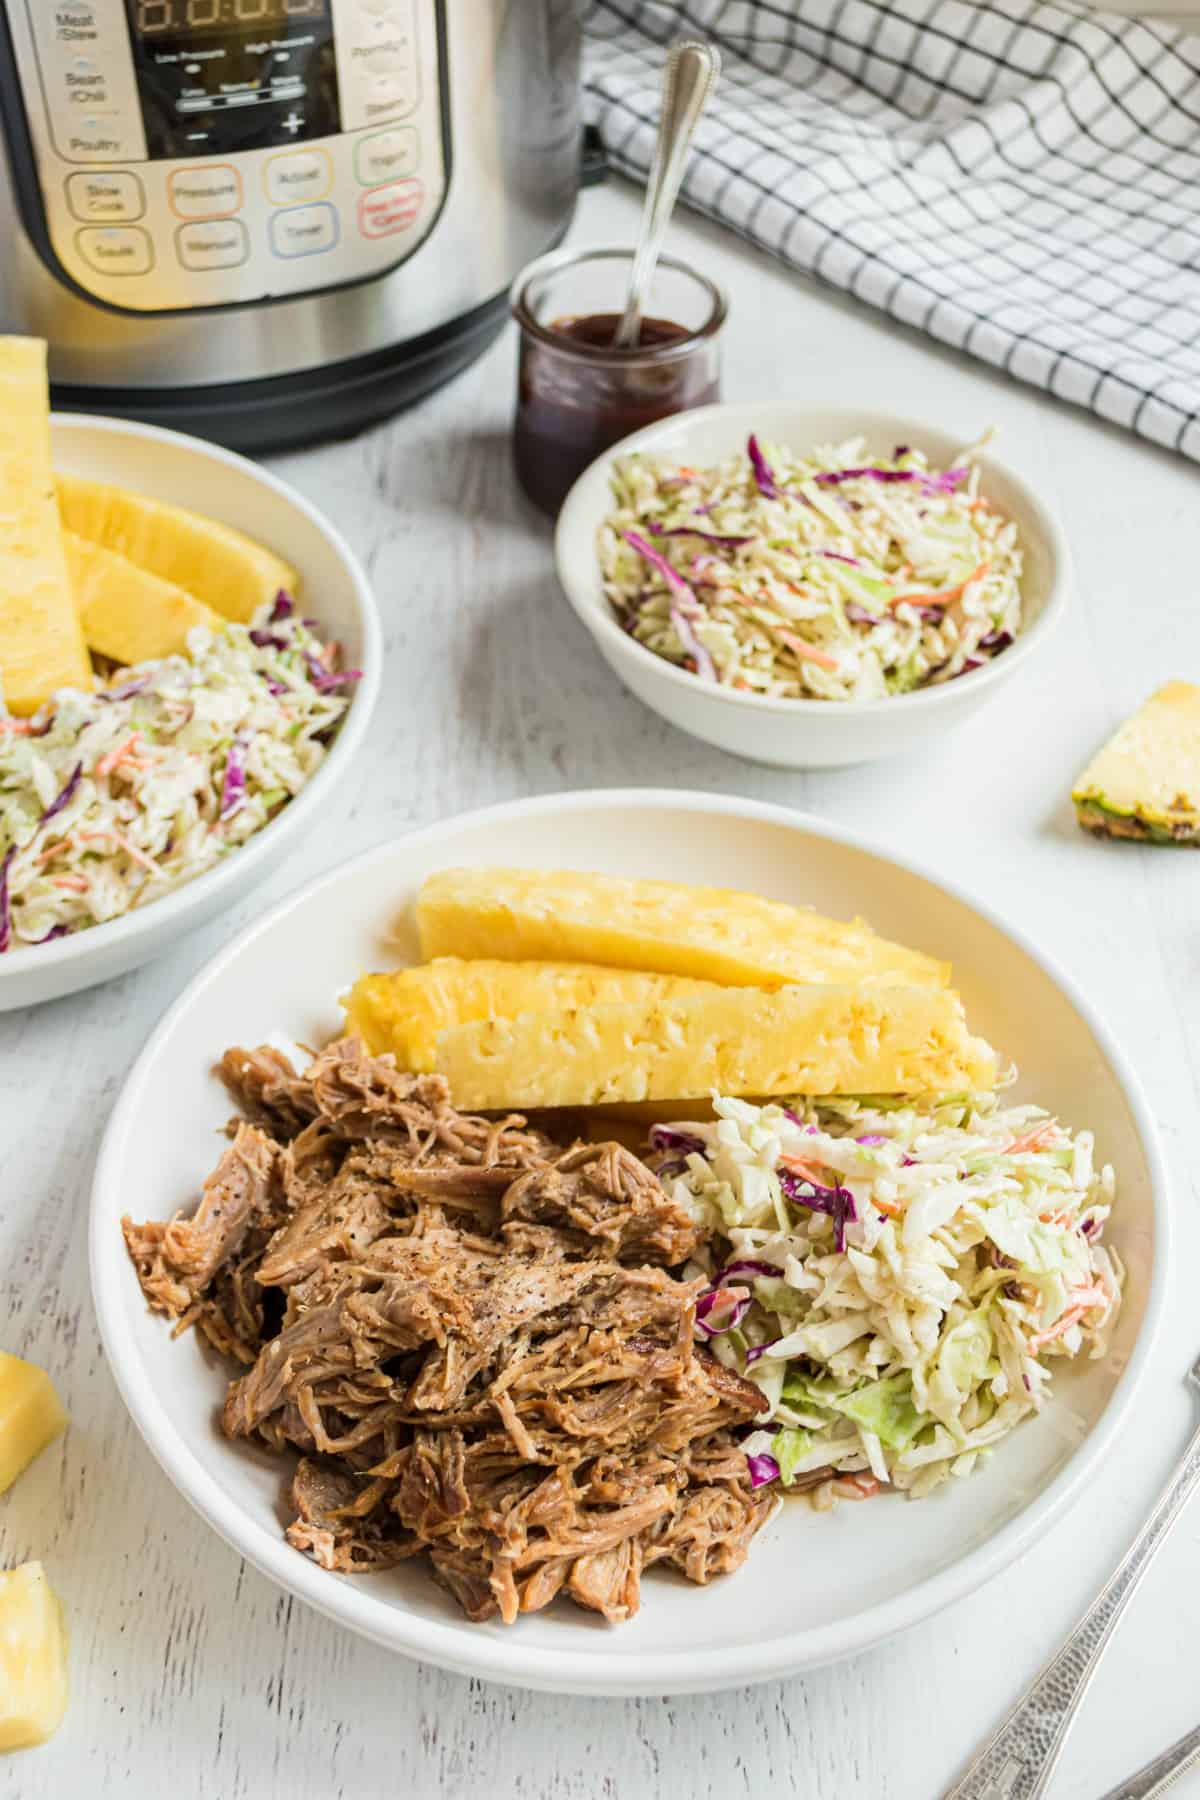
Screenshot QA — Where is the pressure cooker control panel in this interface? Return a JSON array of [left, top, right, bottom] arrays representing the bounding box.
[[7, 0, 447, 312]]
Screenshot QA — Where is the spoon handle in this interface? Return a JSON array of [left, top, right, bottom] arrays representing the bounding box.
[[612, 39, 721, 349]]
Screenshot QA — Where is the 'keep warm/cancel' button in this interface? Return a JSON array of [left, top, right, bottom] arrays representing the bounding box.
[[269, 202, 339, 259]]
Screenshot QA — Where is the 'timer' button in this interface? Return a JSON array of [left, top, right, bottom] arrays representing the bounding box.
[[76, 225, 153, 276], [269, 202, 339, 259], [176, 219, 249, 272]]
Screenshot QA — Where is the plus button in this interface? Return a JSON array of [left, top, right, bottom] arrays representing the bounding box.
[[282, 112, 303, 135]]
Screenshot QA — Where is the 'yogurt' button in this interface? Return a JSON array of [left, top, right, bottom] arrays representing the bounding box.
[[354, 126, 418, 185], [269, 202, 340, 258]]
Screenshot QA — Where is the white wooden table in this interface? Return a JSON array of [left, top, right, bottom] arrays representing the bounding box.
[[4, 176, 1200, 1800]]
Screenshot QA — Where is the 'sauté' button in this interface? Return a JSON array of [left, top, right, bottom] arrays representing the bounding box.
[[75, 225, 153, 275]]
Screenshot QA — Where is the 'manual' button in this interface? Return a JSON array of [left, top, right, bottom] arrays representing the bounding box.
[[76, 225, 153, 276], [176, 219, 249, 271], [269, 203, 339, 259]]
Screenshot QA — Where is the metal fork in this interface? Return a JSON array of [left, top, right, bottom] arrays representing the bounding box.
[[944, 1352, 1200, 1800]]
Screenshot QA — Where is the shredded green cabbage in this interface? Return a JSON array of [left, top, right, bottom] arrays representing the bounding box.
[[662, 1089, 1122, 1502], [599, 433, 1022, 699]]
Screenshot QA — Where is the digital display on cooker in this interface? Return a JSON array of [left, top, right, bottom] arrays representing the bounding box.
[[131, 2, 327, 34], [124, 0, 340, 159]]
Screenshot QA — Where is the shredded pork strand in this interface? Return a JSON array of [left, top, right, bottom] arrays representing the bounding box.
[[122, 1037, 773, 1625]]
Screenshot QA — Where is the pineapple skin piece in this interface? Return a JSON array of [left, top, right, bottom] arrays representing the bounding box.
[[0, 1353, 67, 1497], [0, 1564, 68, 1752], [64, 531, 220, 664], [56, 474, 300, 624], [0, 338, 92, 715], [344, 958, 721, 1069], [433, 982, 996, 1109], [416, 867, 951, 990]]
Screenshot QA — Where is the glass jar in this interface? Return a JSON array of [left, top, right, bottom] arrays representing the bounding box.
[[510, 244, 727, 515]]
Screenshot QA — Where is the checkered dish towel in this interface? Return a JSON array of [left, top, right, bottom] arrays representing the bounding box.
[[583, 0, 1200, 461]]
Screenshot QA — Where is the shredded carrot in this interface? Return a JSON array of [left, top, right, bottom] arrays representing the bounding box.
[[1005, 1123, 1058, 1155], [32, 838, 73, 867], [95, 733, 142, 778], [1028, 1282, 1108, 1353], [81, 828, 161, 875], [845, 1475, 881, 1498], [874, 1196, 904, 1220], [0, 718, 34, 734], [779, 1154, 829, 1184], [889, 559, 990, 611], [52, 874, 88, 893], [776, 631, 840, 673]]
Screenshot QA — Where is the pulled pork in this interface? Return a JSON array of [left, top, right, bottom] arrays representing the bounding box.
[[123, 1038, 773, 1625]]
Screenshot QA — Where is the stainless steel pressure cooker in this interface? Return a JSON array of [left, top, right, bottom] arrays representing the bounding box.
[[0, 1, 583, 449]]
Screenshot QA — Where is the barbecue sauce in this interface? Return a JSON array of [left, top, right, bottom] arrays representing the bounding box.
[[514, 311, 721, 515]]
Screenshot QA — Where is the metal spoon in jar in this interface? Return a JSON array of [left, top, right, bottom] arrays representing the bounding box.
[[612, 38, 721, 350]]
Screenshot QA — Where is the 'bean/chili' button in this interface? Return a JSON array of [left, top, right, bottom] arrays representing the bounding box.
[[269, 202, 340, 259], [357, 179, 422, 239]]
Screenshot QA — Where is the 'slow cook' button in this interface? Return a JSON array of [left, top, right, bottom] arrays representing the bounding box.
[[168, 165, 242, 219], [264, 149, 332, 207], [269, 202, 339, 259], [358, 179, 422, 239], [65, 170, 145, 222], [355, 126, 418, 185], [176, 219, 249, 272], [75, 224, 153, 275]]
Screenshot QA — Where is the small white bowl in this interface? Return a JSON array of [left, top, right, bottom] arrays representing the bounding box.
[[556, 404, 1070, 768], [0, 414, 380, 1012], [91, 790, 1165, 1696]]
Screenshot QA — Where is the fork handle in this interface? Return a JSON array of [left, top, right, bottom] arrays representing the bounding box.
[[943, 1416, 1200, 1800], [1098, 1720, 1200, 1799]]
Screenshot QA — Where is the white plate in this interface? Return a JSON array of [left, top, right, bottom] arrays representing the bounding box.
[[555, 404, 1070, 768], [90, 790, 1166, 1695], [1, 414, 380, 1011]]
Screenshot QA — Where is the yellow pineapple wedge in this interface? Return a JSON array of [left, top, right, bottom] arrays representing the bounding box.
[[0, 1564, 68, 1751], [416, 867, 950, 990], [56, 474, 299, 623], [0, 338, 92, 715], [64, 531, 220, 665], [344, 957, 721, 1069], [0, 1352, 67, 1496], [433, 983, 996, 1110]]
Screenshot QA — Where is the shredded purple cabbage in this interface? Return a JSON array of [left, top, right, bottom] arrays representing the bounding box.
[[249, 629, 290, 651], [260, 672, 287, 696], [669, 607, 717, 681], [695, 1287, 753, 1338], [855, 1134, 888, 1146], [34, 924, 69, 944], [716, 1259, 781, 1281], [746, 1452, 780, 1488], [269, 591, 294, 623], [100, 677, 151, 703], [778, 1166, 857, 1252], [747, 434, 780, 499], [979, 629, 1013, 652], [744, 1341, 781, 1366], [0, 846, 13, 954], [844, 600, 882, 627], [653, 525, 754, 550], [304, 651, 363, 694], [816, 549, 860, 567], [220, 735, 248, 820], [40, 763, 83, 829], [815, 465, 965, 498], [649, 1124, 707, 1156], [623, 529, 695, 600]]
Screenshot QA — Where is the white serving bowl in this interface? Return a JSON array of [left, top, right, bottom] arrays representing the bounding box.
[[0, 414, 380, 1011], [90, 789, 1165, 1697], [555, 404, 1070, 768]]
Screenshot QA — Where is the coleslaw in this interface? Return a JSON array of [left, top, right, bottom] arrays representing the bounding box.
[[599, 433, 1023, 699], [0, 594, 357, 951], [653, 1087, 1121, 1505]]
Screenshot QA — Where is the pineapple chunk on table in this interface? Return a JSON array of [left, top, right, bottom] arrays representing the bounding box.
[[0, 1565, 68, 1752], [0, 1353, 67, 1497]]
